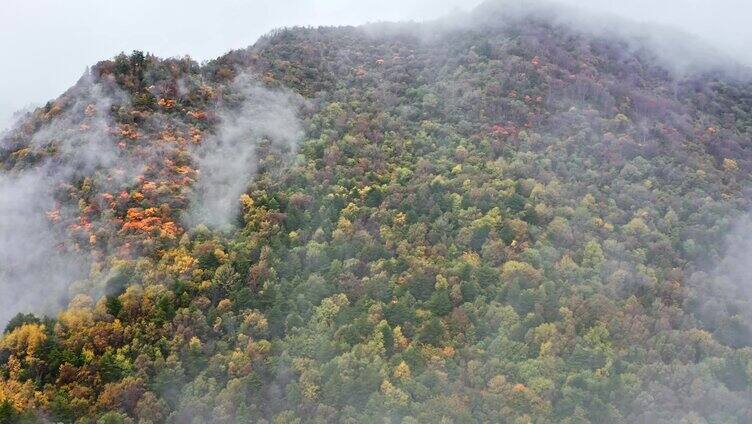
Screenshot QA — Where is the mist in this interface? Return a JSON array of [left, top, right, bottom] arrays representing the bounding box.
[[184, 73, 304, 229], [405, 0, 750, 79], [0, 169, 85, 327], [556, 0, 752, 68], [688, 214, 752, 348], [0, 71, 139, 326], [0, 0, 752, 422], [0, 0, 748, 337], [3, 0, 752, 132]]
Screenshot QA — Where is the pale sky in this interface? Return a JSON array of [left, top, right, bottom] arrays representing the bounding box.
[[2, 0, 751, 131]]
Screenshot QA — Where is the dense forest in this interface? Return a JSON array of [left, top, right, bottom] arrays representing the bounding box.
[[1, 1, 752, 422]]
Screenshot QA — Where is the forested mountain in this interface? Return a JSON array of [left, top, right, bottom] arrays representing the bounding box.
[[1, 1, 752, 422]]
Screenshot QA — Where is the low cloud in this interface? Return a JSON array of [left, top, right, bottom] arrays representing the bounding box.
[[442, 0, 750, 78], [688, 213, 752, 348], [0, 71, 138, 327], [184, 73, 304, 228], [0, 169, 86, 327]]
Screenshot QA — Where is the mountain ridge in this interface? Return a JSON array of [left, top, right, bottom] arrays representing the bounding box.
[[1, 2, 752, 422]]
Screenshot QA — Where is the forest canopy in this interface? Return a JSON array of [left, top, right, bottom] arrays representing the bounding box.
[[1, 1, 752, 423]]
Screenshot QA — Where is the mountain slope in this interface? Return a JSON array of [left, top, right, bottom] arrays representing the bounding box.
[[1, 2, 752, 423]]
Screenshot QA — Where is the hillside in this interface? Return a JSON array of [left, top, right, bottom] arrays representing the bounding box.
[[1, 2, 752, 423]]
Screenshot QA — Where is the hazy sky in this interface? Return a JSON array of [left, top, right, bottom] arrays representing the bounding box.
[[2, 0, 750, 131]]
